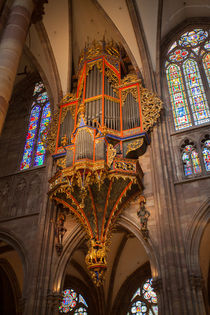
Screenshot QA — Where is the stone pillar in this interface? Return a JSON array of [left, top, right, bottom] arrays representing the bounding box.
[[0, 0, 34, 134]]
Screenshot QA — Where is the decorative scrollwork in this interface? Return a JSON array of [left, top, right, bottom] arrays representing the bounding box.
[[121, 86, 138, 105], [86, 59, 103, 75], [140, 86, 163, 131], [46, 109, 59, 153], [60, 93, 77, 105], [126, 139, 144, 155], [107, 144, 117, 168], [79, 40, 120, 69], [120, 73, 141, 86]]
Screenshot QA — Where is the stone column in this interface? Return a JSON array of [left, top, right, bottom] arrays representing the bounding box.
[[0, 0, 34, 134]]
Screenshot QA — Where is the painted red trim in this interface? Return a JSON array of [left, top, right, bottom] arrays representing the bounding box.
[[100, 180, 113, 240], [103, 181, 132, 241], [53, 196, 94, 238]]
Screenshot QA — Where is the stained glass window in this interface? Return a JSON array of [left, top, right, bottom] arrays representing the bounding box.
[[183, 59, 210, 125], [166, 64, 192, 130], [59, 289, 88, 314], [182, 144, 201, 176], [20, 82, 51, 170], [202, 139, 210, 172], [203, 53, 210, 86], [179, 29, 208, 47], [127, 278, 158, 315], [165, 28, 210, 130]]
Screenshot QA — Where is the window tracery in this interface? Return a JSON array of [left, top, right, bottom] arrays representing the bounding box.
[[127, 278, 158, 315], [165, 28, 210, 130], [59, 289, 88, 314], [181, 140, 201, 176], [20, 82, 51, 170]]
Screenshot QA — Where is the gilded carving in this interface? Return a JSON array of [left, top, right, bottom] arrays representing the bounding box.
[[60, 93, 77, 105], [107, 144, 117, 168], [140, 86, 162, 131], [61, 135, 68, 147], [57, 157, 66, 170], [120, 73, 141, 86], [126, 139, 144, 155], [79, 40, 120, 69], [121, 86, 138, 105], [46, 109, 59, 153]]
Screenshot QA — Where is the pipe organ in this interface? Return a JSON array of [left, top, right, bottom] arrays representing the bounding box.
[[47, 41, 162, 286]]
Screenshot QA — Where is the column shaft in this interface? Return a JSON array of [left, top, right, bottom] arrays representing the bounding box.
[[0, 0, 34, 133]]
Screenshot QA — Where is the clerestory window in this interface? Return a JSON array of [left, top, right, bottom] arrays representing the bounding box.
[[127, 278, 158, 315], [20, 82, 51, 170], [165, 28, 210, 131], [59, 289, 88, 314]]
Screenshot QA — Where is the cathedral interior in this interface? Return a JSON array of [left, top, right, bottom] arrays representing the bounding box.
[[0, 0, 209, 314]]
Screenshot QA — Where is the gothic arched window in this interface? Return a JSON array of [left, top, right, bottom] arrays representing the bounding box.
[[181, 140, 201, 176], [59, 289, 88, 314], [20, 82, 51, 170], [165, 28, 210, 130], [201, 135, 210, 172], [127, 278, 158, 315]]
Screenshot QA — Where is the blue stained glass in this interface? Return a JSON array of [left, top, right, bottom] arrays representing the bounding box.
[[74, 307, 88, 315], [142, 279, 157, 304], [202, 140, 210, 172], [179, 29, 208, 47], [166, 64, 192, 130], [59, 289, 88, 314], [203, 53, 210, 86], [33, 82, 44, 96], [20, 105, 41, 170], [191, 150, 201, 174], [182, 152, 192, 176], [59, 289, 78, 313], [183, 59, 210, 125], [182, 145, 201, 176], [128, 279, 158, 315], [34, 102, 51, 166], [204, 41, 210, 51], [79, 294, 88, 308]]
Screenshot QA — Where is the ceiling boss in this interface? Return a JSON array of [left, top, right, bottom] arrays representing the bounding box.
[[46, 40, 162, 286]]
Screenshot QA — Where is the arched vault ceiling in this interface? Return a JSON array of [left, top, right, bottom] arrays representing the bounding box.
[[98, 0, 143, 72], [161, 0, 210, 39], [43, 0, 70, 95], [134, 0, 158, 70], [71, 0, 121, 72]]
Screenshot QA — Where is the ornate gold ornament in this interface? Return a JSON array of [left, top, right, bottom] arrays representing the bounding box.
[[107, 144, 117, 168], [57, 157, 66, 170], [85, 239, 107, 286], [78, 40, 120, 69], [121, 86, 138, 105], [120, 73, 141, 87], [140, 86, 163, 131], [126, 139, 144, 155], [61, 135, 68, 147], [86, 59, 103, 75], [45, 109, 59, 153], [47, 40, 163, 286], [60, 93, 77, 105]]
